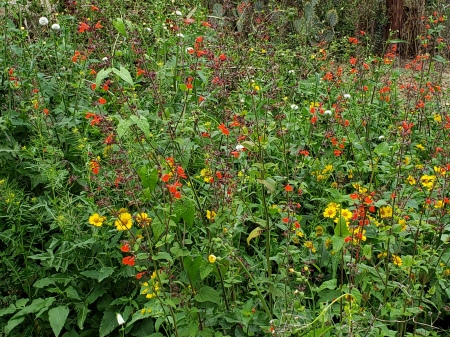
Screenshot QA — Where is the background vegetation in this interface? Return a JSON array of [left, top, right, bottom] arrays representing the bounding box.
[[1, 0, 450, 336]]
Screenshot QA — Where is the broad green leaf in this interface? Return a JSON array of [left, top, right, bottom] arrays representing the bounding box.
[[334, 216, 349, 237], [95, 68, 112, 89], [49, 306, 70, 337], [80, 267, 114, 282], [184, 256, 202, 286], [200, 263, 214, 280], [113, 18, 127, 37], [130, 115, 150, 139], [116, 117, 133, 138], [153, 252, 173, 264], [99, 311, 118, 337], [77, 304, 90, 330], [33, 278, 55, 288], [316, 279, 337, 293], [112, 66, 134, 86], [137, 166, 158, 192], [65, 286, 80, 300], [0, 304, 16, 317], [256, 178, 275, 193], [194, 286, 220, 304], [5, 317, 25, 334], [433, 55, 447, 63], [12, 297, 55, 320], [363, 245, 372, 260], [174, 198, 195, 227], [247, 227, 263, 245], [374, 142, 390, 156]]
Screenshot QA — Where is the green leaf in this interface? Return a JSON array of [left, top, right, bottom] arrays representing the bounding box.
[[112, 66, 134, 86], [5, 317, 25, 334], [317, 279, 337, 292], [80, 267, 114, 282], [0, 304, 16, 317], [113, 18, 127, 37], [77, 304, 90, 330], [11, 297, 55, 320], [247, 227, 263, 245], [130, 115, 150, 139], [386, 39, 407, 44], [256, 177, 276, 193], [49, 306, 70, 337], [99, 311, 119, 337], [200, 263, 214, 280], [174, 198, 195, 227], [194, 286, 220, 304], [137, 166, 158, 192], [433, 55, 447, 63], [363, 245, 372, 260], [34, 278, 56, 288], [65, 286, 81, 300], [374, 142, 390, 156], [153, 252, 173, 264], [95, 68, 112, 89], [184, 256, 202, 286], [116, 117, 133, 138], [334, 216, 349, 237]]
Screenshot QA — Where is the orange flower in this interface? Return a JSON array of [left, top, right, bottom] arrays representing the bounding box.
[[98, 97, 107, 105], [91, 5, 100, 11], [285, 184, 293, 192], [90, 161, 100, 174], [122, 256, 135, 266], [218, 123, 230, 136], [121, 243, 131, 252], [78, 22, 90, 33], [94, 21, 103, 29], [43, 108, 49, 115]]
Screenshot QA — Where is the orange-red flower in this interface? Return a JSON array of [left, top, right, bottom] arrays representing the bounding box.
[[285, 184, 293, 192], [121, 243, 131, 252], [122, 256, 135, 266], [78, 22, 90, 33], [98, 97, 107, 104], [218, 123, 230, 136]]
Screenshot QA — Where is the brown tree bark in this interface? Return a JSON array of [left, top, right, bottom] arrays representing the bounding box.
[[385, 0, 404, 39]]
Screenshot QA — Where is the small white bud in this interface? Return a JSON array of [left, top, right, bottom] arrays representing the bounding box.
[[290, 104, 299, 110], [378, 135, 385, 141], [175, 10, 183, 16], [39, 17, 49, 26], [324, 110, 332, 115], [51, 23, 60, 30], [236, 144, 244, 152], [343, 93, 351, 99], [102, 57, 108, 61], [116, 313, 125, 325], [288, 70, 295, 74], [176, 33, 185, 38]]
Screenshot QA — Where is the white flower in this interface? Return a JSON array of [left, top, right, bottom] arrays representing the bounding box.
[[236, 144, 244, 152], [290, 104, 299, 110], [176, 33, 185, 38], [378, 135, 385, 141], [186, 47, 194, 54], [175, 10, 183, 16], [51, 23, 60, 30], [116, 313, 125, 325], [324, 110, 332, 115], [343, 94, 351, 99], [102, 57, 108, 61], [145, 27, 151, 32], [288, 70, 295, 75], [39, 17, 49, 26]]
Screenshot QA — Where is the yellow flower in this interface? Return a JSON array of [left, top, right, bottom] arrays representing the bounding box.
[[89, 213, 106, 227], [339, 208, 353, 221], [136, 212, 152, 225], [433, 113, 442, 123], [434, 166, 446, 176], [434, 200, 444, 209], [206, 210, 217, 221], [379, 206, 393, 218], [295, 230, 304, 238], [415, 144, 425, 151], [315, 226, 324, 236], [420, 175, 436, 191], [348, 170, 353, 179], [322, 164, 333, 174], [398, 219, 407, 231], [304, 241, 317, 253], [115, 212, 133, 231], [377, 251, 387, 259], [403, 156, 410, 165], [208, 254, 217, 263], [200, 168, 212, 183], [392, 254, 402, 266], [325, 238, 332, 249], [309, 102, 320, 109], [323, 206, 337, 219], [406, 175, 416, 185]]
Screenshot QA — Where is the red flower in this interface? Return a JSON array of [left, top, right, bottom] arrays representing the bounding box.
[[218, 123, 230, 136], [90, 161, 100, 175], [284, 184, 293, 192], [161, 174, 170, 182], [350, 193, 359, 200], [136, 272, 145, 279], [348, 37, 358, 44], [344, 236, 353, 243], [43, 108, 49, 116], [78, 22, 90, 33], [282, 217, 289, 223], [177, 166, 187, 178], [91, 5, 100, 11], [202, 21, 211, 27], [122, 256, 135, 266], [94, 21, 103, 29], [333, 149, 342, 156], [219, 53, 226, 61], [121, 243, 131, 252], [104, 133, 114, 145], [298, 150, 309, 156], [98, 97, 107, 105]]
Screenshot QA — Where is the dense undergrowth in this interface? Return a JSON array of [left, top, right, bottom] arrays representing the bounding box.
[[1, 0, 450, 336]]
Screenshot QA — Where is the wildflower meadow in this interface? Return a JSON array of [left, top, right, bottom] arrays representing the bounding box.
[[1, 0, 450, 336]]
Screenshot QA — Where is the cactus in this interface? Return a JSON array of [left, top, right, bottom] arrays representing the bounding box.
[[293, 1, 338, 44]]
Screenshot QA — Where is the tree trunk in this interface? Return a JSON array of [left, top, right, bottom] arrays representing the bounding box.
[[385, 0, 404, 39]]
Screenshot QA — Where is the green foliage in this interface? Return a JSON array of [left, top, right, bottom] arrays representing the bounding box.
[[1, 0, 450, 336]]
